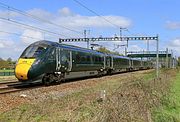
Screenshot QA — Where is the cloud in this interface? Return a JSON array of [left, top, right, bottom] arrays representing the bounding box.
[[58, 7, 75, 17], [128, 45, 143, 51], [165, 21, 180, 30], [54, 15, 131, 28], [0, 40, 21, 59], [167, 38, 180, 56], [20, 29, 44, 45], [0, 7, 132, 59], [169, 38, 180, 47], [27, 8, 54, 20], [25, 8, 131, 29], [0, 10, 20, 18], [0, 40, 15, 47], [0, 42, 4, 48]]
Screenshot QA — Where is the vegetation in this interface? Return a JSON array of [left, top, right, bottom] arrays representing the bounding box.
[[0, 69, 180, 122], [0, 69, 14, 72], [0, 58, 16, 69], [153, 68, 180, 122], [0, 76, 16, 82], [96, 47, 123, 56], [178, 57, 180, 66], [0, 69, 178, 122]]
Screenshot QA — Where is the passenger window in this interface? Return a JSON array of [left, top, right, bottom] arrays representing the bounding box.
[[93, 56, 95, 61], [99, 57, 101, 62], [87, 56, 90, 62], [76, 54, 80, 62], [95, 57, 98, 62], [81, 56, 86, 62]]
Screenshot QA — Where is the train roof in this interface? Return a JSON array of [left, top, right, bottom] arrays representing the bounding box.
[[108, 54, 130, 59], [60, 43, 104, 55], [29, 40, 57, 47], [31, 40, 133, 60], [34, 40, 105, 55]]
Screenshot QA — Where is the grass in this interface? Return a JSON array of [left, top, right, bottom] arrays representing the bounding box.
[[0, 70, 15, 77], [0, 70, 153, 121], [153, 69, 180, 122], [0, 69, 14, 72], [0, 76, 16, 82], [0, 69, 177, 122]]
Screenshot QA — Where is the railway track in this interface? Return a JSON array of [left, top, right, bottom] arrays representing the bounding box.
[[0, 78, 17, 82], [0, 81, 18, 85], [0, 77, 17, 81], [0, 81, 42, 94], [0, 69, 153, 94]]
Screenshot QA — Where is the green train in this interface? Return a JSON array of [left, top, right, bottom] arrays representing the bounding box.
[[15, 40, 153, 85]]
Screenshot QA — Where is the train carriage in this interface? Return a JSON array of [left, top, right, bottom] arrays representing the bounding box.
[[15, 40, 153, 85], [111, 55, 130, 72]]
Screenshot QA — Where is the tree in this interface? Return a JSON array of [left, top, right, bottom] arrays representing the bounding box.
[[178, 57, 180, 66], [96, 47, 111, 54], [0, 60, 9, 69], [0, 57, 15, 69], [96, 47, 123, 56], [7, 57, 12, 62]]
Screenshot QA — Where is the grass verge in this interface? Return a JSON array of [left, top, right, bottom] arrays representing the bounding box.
[[0, 69, 177, 122], [0, 70, 14, 72], [153, 69, 180, 122], [0, 76, 16, 82]]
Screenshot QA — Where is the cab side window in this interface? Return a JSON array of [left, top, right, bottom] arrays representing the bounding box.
[[47, 48, 55, 60]]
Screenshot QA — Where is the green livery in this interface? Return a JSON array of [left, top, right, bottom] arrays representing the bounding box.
[[15, 40, 154, 85]]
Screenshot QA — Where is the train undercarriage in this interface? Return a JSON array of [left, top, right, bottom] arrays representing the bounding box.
[[41, 67, 143, 86]]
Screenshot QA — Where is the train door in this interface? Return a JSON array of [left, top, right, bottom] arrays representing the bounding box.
[[60, 49, 72, 72], [131, 59, 134, 69], [56, 47, 61, 71], [111, 56, 113, 69], [129, 58, 131, 68], [103, 56, 106, 69], [129, 58, 133, 69], [106, 56, 111, 68], [140, 58, 143, 68]]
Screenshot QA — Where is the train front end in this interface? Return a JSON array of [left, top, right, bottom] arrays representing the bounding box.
[[15, 41, 51, 81]]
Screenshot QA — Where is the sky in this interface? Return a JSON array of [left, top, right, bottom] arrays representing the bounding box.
[[0, 0, 180, 60]]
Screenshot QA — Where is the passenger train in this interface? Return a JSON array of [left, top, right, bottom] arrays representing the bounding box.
[[15, 40, 153, 85]]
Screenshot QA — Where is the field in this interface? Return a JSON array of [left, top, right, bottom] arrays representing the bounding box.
[[0, 69, 179, 122], [0, 70, 15, 76], [0, 70, 14, 72]]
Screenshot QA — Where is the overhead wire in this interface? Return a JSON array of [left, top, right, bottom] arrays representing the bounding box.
[[72, 0, 145, 38], [0, 2, 83, 35], [0, 30, 42, 40], [0, 1, 135, 38], [0, 17, 69, 38], [124, 29, 137, 36], [72, 0, 120, 28], [0, 1, 141, 40]]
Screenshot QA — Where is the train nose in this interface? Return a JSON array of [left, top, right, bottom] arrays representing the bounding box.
[[15, 63, 32, 80], [15, 58, 35, 80]]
